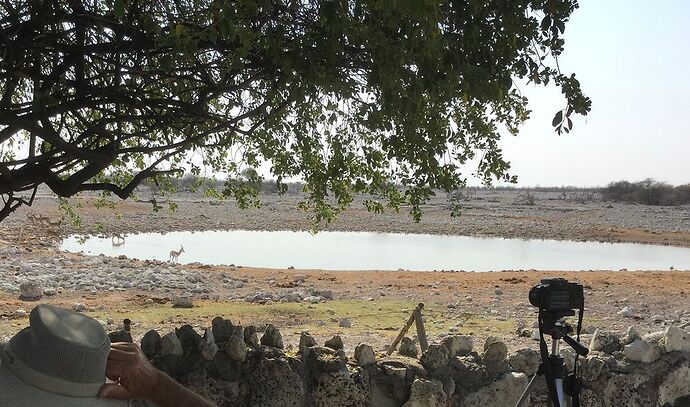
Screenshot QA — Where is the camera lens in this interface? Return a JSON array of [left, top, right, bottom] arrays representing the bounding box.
[[528, 285, 542, 308]]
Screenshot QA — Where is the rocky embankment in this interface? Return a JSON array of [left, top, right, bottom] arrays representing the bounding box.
[[0, 246, 335, 308], [0, 246, 214, 300], [103, 318, 690, 407]]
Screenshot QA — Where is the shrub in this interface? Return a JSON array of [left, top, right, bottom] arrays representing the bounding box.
[[602, 179, 690, 206]]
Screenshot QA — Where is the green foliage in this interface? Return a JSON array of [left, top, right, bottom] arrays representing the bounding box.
[[57, 198, 82, 228], [94, 222, 106, 233], [0, 0, 590, 225], [603, 179, 690, 206]]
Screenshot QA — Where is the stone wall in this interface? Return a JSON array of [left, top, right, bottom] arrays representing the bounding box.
[[134, 319, 690, 407]]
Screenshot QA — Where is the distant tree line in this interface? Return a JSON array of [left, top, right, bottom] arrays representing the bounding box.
[[146, 172, 305, 196], [486, 185, 597, 193], [148, 174, 690, 207], [602, 179, 690, 206]]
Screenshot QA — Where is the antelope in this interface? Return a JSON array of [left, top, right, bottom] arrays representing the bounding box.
[[27, 212, 51, 224], [169, 245, 185, 263], [112, 233, 126, 247]]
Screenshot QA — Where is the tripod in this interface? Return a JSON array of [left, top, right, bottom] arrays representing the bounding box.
[[514, 314, 589, 407]]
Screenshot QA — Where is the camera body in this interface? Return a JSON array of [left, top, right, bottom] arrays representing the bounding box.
[[529, 278, 584, 316]]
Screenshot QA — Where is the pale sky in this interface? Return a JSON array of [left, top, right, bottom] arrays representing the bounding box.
[[498, 0, 690, 187]]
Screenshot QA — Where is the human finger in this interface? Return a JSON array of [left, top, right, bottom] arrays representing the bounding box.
[[104, 359, 132, 378], [98, 383, 132, 400], [111, 342, 137, 351], [107, 346, 138, 361]]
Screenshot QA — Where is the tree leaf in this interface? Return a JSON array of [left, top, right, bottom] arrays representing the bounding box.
[[175, 24, 185, 37], [552, 110, 563, 127], [557, 21, 566, 34], [541, 16, 551, 31], [114, 0, 125, 18]]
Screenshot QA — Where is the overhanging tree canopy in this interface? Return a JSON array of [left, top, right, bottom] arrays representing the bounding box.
[[0, 0, 590, 223]]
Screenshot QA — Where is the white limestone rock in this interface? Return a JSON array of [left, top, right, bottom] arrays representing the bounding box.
[[589, 329, 621, 354], [441, 335, 473, 357], [160, 332, 183, 357], [509, 348, 540, 376], [354, 343, 376, 366], [402, 378, 447, 407], [658, 361, 690, 406], [623, 339, 662, 363], [172, 296, 194, 308], [617, 306, 635, 318], [199, 328, 219, 360], [420, 345, 449, 371], [462, 372, 529, 407], [663, 326, 690, 353], [621, 326, 641, 346]]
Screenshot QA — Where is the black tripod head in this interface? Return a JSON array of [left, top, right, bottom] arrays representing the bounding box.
[[539, 311, 589, 357]]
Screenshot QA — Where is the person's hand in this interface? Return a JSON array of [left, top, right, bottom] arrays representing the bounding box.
[[99, 341, 217, 406], [98, 342, 162, 400]]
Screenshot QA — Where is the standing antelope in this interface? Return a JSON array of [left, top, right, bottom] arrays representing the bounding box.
[[111, 233, 126, 247], [27, 213, 51, 224], [169, 245, 185, 263]]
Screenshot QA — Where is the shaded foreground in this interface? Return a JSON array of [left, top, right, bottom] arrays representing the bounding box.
[[94, 318, 690, 406]]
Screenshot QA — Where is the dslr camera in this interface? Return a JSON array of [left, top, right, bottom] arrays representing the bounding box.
[[529, 278, 584, 317]]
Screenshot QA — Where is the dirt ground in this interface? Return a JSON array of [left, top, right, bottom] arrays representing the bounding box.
[[1, 265, 688, 352], [0, 189, 689, 353]]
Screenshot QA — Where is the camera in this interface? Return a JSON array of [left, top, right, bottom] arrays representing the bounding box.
[[529, 278, 584, 315]]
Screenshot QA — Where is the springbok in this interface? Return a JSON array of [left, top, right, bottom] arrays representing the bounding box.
[[27, 212, 62, 226], [169, 245, 185, 263], [27, 212, 51, 224], [111, 233, 126, 247]]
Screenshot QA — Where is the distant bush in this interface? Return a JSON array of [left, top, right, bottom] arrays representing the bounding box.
[[149, 173, 305, 196], [558, 190, 599, 203], [602, 179, 690, 206], [512, 191, 536, 205]]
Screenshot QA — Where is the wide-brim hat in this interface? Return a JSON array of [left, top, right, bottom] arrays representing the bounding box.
[[0, 304, 130, 407], [0, 358, 129, 406]]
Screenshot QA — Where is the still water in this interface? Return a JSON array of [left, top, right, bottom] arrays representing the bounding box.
[[59, 230, 690, 272]]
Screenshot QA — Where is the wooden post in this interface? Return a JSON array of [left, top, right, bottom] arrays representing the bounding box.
[[387, 303, 424, 355], [414, 303, 429, 353]]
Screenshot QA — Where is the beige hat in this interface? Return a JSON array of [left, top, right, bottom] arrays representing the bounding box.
[[0, 304, 129, 406]]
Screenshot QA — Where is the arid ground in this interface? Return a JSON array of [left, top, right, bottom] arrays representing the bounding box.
[[1, 188, 689, 353]]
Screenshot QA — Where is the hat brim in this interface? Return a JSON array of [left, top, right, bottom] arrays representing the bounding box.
[[0, 362, 130, 407]]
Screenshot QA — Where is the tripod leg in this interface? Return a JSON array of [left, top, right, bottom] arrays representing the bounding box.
[[555, 378, 566, 407], [545, 352, 567, 407], [514, 373, 540, 407]]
